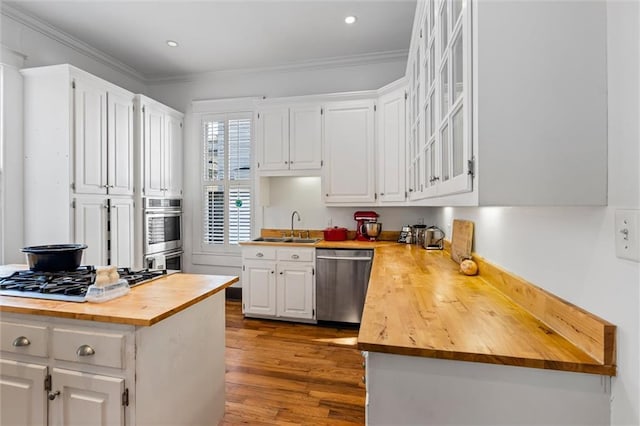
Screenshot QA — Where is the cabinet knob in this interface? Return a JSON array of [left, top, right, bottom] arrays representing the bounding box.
[[380, 193, 385, 196], [284, 161, 288, 164], [256, 252, 264, 258], [271, 270, 275, 274], [48, 391, 61, 401], [291, 254, 299, 260], [76, 344, 95, 357], [12, 336, 31, 347], [279, 271, 283, 275]]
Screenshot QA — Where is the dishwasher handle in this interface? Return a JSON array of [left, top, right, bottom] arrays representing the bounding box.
[[316, 255, 373, 261]]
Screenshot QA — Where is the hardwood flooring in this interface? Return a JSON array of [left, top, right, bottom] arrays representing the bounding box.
[[222, 300, 366, 425]]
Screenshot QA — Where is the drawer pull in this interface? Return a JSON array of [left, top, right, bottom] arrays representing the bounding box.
[[291, 254, 299, 260], [12, 336, 31, 347], [76, 344, 96, 357], [256, 252, 264, 258]]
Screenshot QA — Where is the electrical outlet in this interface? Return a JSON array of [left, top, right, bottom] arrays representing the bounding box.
[[615, 210, 640, 262], [327, 217, 332, 227]]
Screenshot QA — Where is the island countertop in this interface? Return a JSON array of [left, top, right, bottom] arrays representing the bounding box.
[[0, 266, 238, 326]]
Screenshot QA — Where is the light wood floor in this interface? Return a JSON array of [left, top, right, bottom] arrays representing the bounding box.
[[222, 300, 366, 425]]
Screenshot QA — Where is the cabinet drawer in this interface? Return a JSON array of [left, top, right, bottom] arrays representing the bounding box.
[[0, 322, 48, 357], [52, 328, 125, 369], [243, 246, 277, 260], [277, 248, 314, 262]]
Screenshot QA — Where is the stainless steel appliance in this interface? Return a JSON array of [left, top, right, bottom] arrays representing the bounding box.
[[0, 266, 167, 302], [316, 248, 374, 323], [354, 211, 379, 241], [424, 226, 445, 250], [143, 198, 183, 255], [145, 249, 182, 271]]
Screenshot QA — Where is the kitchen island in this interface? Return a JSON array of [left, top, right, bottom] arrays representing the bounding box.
[[0, 268, 238, 426]]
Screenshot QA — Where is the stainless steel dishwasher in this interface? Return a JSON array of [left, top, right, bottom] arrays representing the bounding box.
[[316, 248, 374, 323]]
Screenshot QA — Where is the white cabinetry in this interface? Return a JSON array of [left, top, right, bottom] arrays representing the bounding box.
[[22, 64, 136, 266], [256, 104, 322, 174], [242, 246, 315, 322], [0, 291, 226, 426], [377, 79, 408, 203], [139, 96, 184, 198], [405, 0, 607, 206], [0, 359, 47, 426], [322, 100, 376, 204]]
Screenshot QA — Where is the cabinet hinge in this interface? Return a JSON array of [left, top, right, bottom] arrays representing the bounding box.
[[122, 388, 129, 407], [468, 159, 475, 178], [71, 200, 76, 209], [320, 108, 323, 115], [71, 81, 76, 89], [313, 309, 315, 317], [242, 265, 245, 271], [132, 105, 135, 112], [257, 113, 260, 119], [320, 160, 324, 167], [257, 162, 260, 168], [405, 191, 408, 199], [312, 267, 315, 276], [71, 182, 75, 191], [44, 374, 52, 392], [373, 104, 377, 112], [374, 193, 378, 200], [180, 122, 183, 128], [405, 91, 408, 100], [420, 29, 423, 38], [142, 106, 146, 113]]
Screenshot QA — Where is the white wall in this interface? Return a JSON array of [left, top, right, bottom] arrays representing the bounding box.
[[261, 176, 436, 231], [431, 2, 640, 424]]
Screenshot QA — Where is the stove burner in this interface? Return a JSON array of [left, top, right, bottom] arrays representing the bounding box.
[[0, 266, 167, 302]]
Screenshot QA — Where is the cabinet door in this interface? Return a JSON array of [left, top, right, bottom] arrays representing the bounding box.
[[49, 368, 124, 426], [107, 92, 134, 196], [0, 359, 47, 426], [276, 263, 314, 320], [257, 108, 289, 171], [165, 114, 183, 197], [322, 100, 376, 203], [74, 79, 108, 195], [377, 88, 407, 203], [143, 105, 165, 197], [289, 105, 322, 170], [242, 260, 277, 317], [109, 198, 134, 268], [74, 197, 108, 266]]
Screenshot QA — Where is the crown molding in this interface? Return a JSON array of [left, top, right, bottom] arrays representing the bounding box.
[[146, 49, 409, 86], [1, 3, 146, 83]]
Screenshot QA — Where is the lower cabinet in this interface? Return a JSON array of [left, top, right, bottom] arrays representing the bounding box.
[[242, 246, 315, 322], [49, 368, 124, 426], [0, 359, 47, 426]]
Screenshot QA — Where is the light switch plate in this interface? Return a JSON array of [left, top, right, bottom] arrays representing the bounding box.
[[615, 210, 640, 262]]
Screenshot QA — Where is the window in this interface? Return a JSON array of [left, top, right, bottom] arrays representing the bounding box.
[[202, 113, 252, 248]]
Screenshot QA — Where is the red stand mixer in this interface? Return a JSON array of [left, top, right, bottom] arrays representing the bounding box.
[[354, 211, 380, 241]]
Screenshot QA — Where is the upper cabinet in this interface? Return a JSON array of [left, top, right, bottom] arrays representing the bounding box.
[[137, 95, 184, 198], [322, 100, 376, 204], [72, 73, 134, 196], [406, 0, 607, 206], [256, 104, 322, 175], [377, 79, 408, 204]]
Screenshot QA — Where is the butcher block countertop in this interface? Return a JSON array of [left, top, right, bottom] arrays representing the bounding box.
[[0, 266, 238, 326], [244, 233, 616, 376]]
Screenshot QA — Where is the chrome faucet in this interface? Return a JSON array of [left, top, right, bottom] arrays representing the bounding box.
[[291, 210, 301, 237]]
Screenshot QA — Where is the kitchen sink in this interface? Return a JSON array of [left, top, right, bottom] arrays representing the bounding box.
[[251, 237, 320, 244]]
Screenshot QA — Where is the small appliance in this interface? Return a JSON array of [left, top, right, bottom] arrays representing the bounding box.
[[398, 225, 412, 243], [424, 226, 445, 250], [354, 211, 379, 241]]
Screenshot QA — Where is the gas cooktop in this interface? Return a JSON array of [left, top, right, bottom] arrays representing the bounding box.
[[0, 266, 167, 302]]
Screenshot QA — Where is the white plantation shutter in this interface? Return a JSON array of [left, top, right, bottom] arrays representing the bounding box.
[[202, 114, 252, 247]]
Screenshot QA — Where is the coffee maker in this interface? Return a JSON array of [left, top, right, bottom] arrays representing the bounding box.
[[354, 211, 379, 241]]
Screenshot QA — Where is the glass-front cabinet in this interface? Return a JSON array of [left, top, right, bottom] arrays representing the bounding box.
[[407, 0, 472, 201]]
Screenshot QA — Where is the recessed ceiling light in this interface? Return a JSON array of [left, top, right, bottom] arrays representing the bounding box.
[[166, 40, 179, 47], [345, 16, 357, 25]]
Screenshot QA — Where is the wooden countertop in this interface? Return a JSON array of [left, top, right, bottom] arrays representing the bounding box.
[[0, 266, 238, 326], [357, 244, 616, 376]]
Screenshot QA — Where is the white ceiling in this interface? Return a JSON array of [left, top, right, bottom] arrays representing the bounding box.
[[4, 0, 416, 81]]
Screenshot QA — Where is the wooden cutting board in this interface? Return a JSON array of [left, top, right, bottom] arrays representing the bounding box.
[[450, 220, 474, 264]]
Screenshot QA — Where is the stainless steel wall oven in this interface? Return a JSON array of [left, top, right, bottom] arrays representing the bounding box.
[[143, 198, 183, 270]]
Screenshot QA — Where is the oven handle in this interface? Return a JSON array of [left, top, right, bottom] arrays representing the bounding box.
[[144, 210, 182, 216]]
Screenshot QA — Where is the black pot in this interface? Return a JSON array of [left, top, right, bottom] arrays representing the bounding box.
[[21, 244, 88, 272]]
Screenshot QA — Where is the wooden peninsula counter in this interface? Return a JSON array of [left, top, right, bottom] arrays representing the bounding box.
[[0, 269, 237, 426]]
